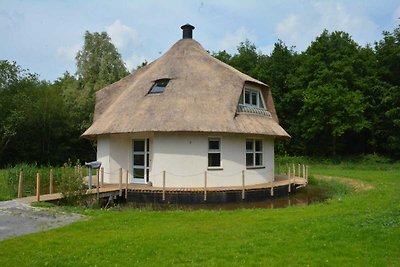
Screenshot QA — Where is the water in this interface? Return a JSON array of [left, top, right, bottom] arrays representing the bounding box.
[[122, 185, 329, 211]]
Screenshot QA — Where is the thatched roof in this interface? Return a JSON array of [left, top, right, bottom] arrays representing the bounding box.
[[82, 33, 290, 140]]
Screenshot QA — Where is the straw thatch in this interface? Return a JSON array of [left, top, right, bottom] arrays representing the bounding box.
[[82, 37, 290, 139]]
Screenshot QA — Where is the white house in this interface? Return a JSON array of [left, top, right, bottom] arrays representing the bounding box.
[[82, 24, 290, 188]]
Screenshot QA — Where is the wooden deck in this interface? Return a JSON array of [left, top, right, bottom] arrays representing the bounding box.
[[16, 175, 307, 204]]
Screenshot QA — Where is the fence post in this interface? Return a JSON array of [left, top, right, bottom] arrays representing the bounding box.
[[288, 167, 291, 193], [306, 165, 309, 184], [162, 170, 166, 201], [96, 169, 100, 202], [100, 167, 104, 187], [49, 168, 54, 194], [119, 168, 122, 197], [36, 173, 40, 202], [204, 171, 207, 202], [18, 170, 23, 198], [242, 170, 245, 200], [270, 182, 274, 197], [125, 169, 128, 199]]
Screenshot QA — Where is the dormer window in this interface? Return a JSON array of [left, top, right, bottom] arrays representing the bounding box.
[[237, 87, 272, 117], [241, 88, 265, 108], [149, 79, 169, 94]]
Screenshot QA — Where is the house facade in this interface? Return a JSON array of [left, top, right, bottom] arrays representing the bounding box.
[[82, 24, 289, 188]]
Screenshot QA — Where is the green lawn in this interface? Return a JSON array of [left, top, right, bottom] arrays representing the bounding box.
[[0, 161, 399, 266]]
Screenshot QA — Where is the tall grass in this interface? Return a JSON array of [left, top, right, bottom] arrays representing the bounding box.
[[0, 160, 88, 201]]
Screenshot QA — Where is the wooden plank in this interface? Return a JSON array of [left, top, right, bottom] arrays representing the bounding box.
[[49, 169, 54, 194], [18, 170, 23, 198], [242, 170, 245, 200], [162, 170, 166, 201], [125, 170, 129, 199], [119, 168, 122, 197], [36, 173, 40, 202]]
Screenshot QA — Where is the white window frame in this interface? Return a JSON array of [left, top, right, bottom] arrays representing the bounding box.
[[246, 139, 264, 168], [241, 87, 265, 109], [208, 137, 222, 170]]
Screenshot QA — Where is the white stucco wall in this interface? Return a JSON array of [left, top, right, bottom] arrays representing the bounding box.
[[151, 133, 274, 187], [96, 132, 275, 187]]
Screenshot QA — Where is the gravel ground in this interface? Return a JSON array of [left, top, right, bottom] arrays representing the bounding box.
[[0, 200, 84, 241]]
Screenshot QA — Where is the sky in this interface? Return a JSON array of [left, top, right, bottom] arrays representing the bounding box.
[[1, 0, 400, 82]]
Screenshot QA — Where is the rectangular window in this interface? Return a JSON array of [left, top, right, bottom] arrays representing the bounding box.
[[208, 138, 221, 168], [246, 139, 263, 167]]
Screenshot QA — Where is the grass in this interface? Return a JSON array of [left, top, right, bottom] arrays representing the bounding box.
[[0, 159, 399, 266]]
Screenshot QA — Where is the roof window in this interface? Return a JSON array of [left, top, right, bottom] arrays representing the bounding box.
[[149, 79, 169, 94]]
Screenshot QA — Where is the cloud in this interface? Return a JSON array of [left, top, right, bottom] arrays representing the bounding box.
[[275, 2, 380, 50], [105, 20, 148, 70], [125, 53, 147, 71], [106, 19, 139, 49], [56, 44, 80, 63], [259, 44, 275, 56], [217, 26, 257, 53], [394, 6, 400, 24]]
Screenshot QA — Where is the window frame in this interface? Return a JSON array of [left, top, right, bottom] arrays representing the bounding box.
[[240, 87, 266, 109], [208, 137, 222, 170], [245, 138, 264, 169], [148, 79, 170, 94]]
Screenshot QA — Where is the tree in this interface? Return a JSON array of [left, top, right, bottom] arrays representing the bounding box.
[[76, 31, 129, 91], [292, 30, 368, 155], [74, 31, 130, 131], [374, 25, 400, 157], [0, 61, 39, 159]]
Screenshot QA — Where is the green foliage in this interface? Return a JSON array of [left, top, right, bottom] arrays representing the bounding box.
[[0, 30, 130, 166], [57, 161, 87, 205], [211, 26, 400, 158], [76, 31, 129, 91], [0, 162, 88, 201]]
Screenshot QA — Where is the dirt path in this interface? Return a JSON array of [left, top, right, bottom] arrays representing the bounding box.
[[0, 200, 84, 241], [314, 175, 374, 192]]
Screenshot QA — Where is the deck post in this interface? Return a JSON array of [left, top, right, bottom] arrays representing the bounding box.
[[242, 170, 245, 200], [96, 169, 100, 202], [119, 168, 122, 197], [288, 168, 291, 193], [125, 170, 128, 199], [100, 167, 104, 188], [49, 169, 54, 194], [162, 170, 166, 201], [204, 171, 207, 202], [270, 182, 274, 197], [303, 164, 306, 184], [18, 170, 23, 198], [306, 165, 309, 183], [36, 173, 40, 202]]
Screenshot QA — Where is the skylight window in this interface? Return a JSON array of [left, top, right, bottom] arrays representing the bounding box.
[[149, 79, 169, 94]]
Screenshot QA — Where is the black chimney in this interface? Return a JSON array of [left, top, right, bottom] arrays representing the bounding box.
[[181, 24, 195, 39]]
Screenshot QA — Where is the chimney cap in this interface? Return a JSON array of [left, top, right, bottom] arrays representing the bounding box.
[[181, 23, 195, 39]]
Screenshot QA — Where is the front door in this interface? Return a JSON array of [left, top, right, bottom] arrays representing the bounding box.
[[132, 139, 149, 184]]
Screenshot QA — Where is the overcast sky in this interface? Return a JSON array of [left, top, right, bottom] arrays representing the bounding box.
[[1, 0, 399, 82]]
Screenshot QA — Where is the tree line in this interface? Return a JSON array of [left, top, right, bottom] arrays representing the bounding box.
[[214, 26, 399, 158], [0, 26, 399, 166]]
